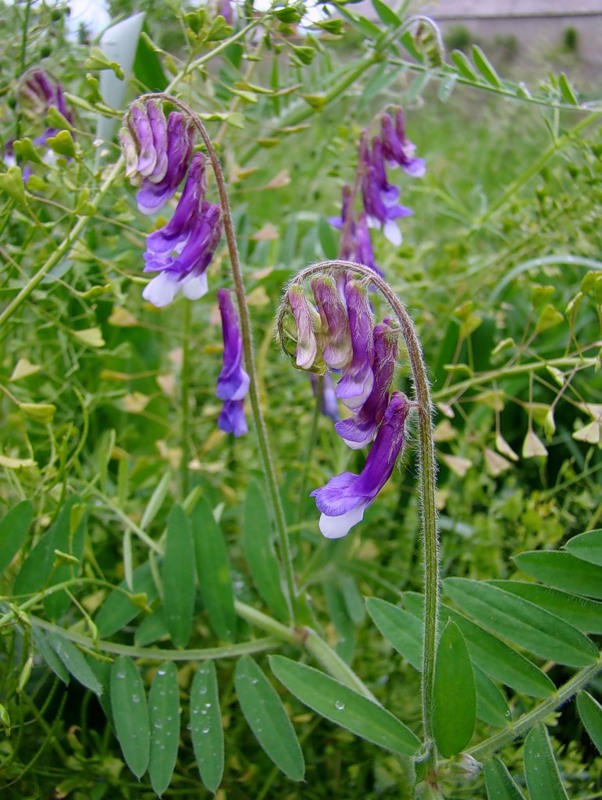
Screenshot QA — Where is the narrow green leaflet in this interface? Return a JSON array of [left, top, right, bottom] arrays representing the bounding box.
[[14, 497, 80, 598], [484, 757, 527, 800], [135, 610, 168, 647], [192, 498, 236, 641], [242, 482, 288, 621], [433, 621, 476, 757], [235, 656, 304, 781], [472, 44, 503, 87], [44, 504, 87, 620], [270, 655, 420, 757], [443, 578, 598, 666], [403, 592, 554, 698], [32, 628, 69, 684], [148, 662, 180, 796], [514, 551, 602, 599], [564, 529, 602, 566], [489, 581, 602, 634], [46, 632, 102, 695], [0, 500, 33, 575], [577, 692, 602, 753], [162, 505, 195, 648], [558, 72, 579, 105], [474, 666, 510, 728], [366, 598, 422, 670], [95, 561, 158, 638], [190, 661, 224, 794], [110, 656, 150, 779], [372, 0, 401, 27], [450, 50, 479, 81], [524, 724, 569, 800]]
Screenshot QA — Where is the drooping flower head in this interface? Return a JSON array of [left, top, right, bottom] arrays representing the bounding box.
[[216, 289, 249, 436], [121, 104, 194, 214], [20, 69, 74, 126], [312, 391, 411, 538]]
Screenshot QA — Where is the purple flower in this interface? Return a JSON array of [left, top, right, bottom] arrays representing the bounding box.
[[312, 391, 411, 538], [361, 138, 413, 247], [21, 69, 74, 126], [216, 289, 249, 436], [288, 284, 320, 370], [335, 318, 398, 449], [218, 399, 248, 436], [336, 280, 374, 410], [311, 276, 352, 370], [355, 212, 383, 278], [329, 186, 383, 278], [141, 153, 222, 306], [121, 107, 194, 215], [381, 109, 425, 178], [218, 0, 235, 25]]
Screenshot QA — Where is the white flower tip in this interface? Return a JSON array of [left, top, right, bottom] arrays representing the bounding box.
[[384, 221, 402, 246], [319, 505, 367, 539], [182, 272, 209, 300], [142, 271, 178, 307]]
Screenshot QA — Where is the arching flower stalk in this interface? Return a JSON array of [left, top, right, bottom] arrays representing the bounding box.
[[277, 259, 440, 767]]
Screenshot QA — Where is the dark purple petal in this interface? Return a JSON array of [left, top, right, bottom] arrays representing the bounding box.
[[136, 112, 194, 214], [312, 391, 411, 538], [218, 399, 248, 436], [336, 280, 374, 410], [216, 288, 250, 402], [335, 318, 398, 449], [311, 275, 352, 370], [310, 373, 339, 422], [381, 110, 426, 177]]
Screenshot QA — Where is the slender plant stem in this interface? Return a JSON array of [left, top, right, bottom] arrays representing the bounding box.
[[30, 614, 280, 662], [280, 260, 440, 764], [468, 660, 602, 762], [138, 93, 298, 622], [180, 298, 192, 496]]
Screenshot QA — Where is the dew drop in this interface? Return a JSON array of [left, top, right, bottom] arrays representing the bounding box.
[[335, 700, 345, 711]]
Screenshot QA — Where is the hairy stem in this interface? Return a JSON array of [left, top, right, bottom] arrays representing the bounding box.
[[280, 260, 440, 763]]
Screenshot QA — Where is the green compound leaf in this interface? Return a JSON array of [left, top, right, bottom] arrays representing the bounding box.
[[444, 578, 598, 666], [489, 581, 602, 634], [403, 592, 554, 698], [577, 691, 602, 753], [242, 482, 288, 621], [0, 500, 33, 575], [162, 505, 195, 648], [270, 655, 420, 757], [484, 757, 527, 800], [235, 656, 304, 781], [524, 724, 569, 800], [565, 529, 602, 566], [110, 656, 150, 779], [190, 662, 224, 794], [46, 632, 102, 695], [514, 551, 602, 599], [148, 662, 180, 797], [433, 621, 476, 757], [471, 44, 503, 87], [192, 498, 236, 641]]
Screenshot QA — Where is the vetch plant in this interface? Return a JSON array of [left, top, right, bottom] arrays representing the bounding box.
[[1, 3, 601, 798]]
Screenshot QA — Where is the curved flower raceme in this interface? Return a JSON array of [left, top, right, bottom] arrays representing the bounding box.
[[216, 289, 249, 436], [312, 391, 411, 538]]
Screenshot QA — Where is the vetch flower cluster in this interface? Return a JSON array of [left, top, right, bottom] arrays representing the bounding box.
[[120, 99, 223, 307], [330, 107, 425, 271], [279, 271, 414, 538]]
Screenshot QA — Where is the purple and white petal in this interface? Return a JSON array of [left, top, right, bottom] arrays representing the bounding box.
[[311, 276, 352, 370]]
